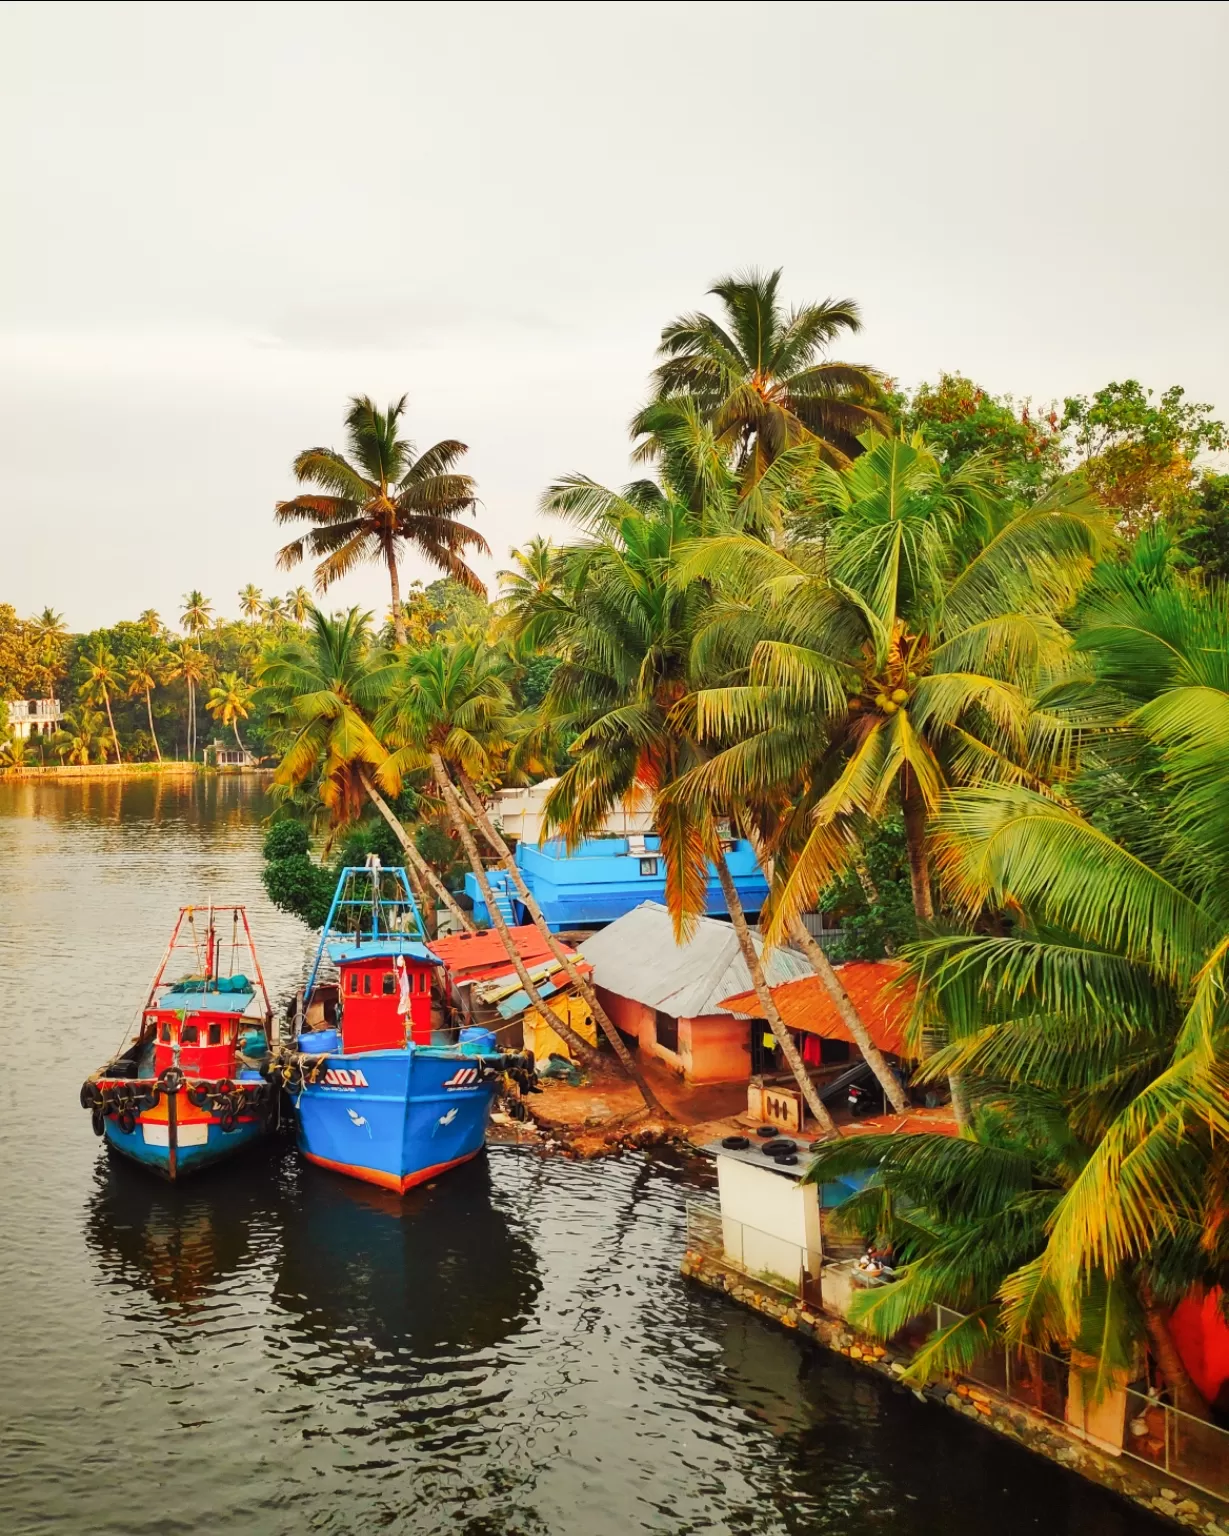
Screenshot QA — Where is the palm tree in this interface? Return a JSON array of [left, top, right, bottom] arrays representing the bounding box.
[[632, 268, 886, 484], [668, 435, 1109, 1126], [54, 707, 105, 765], [527, 477, 840, 1131], [275, 395, 489, 646], [165, 643, 209, 761], [376, 637, 664, 1106], [257, 607, 472, 929], [286, 585, 312, 624], [126, 643, 166, 761], [205, 672, 254, 751], [78, 643, 123, 762], [494, 536, 562, 642], [238, 584, 264, 620], [262, 594, 288, 628], [138, 608, 162, 636], [180, 591, 213, 637]]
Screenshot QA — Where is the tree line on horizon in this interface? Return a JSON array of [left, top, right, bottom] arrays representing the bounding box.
[[4, 267, 1229, 1413]]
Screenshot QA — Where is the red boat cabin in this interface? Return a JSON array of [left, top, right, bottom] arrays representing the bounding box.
[[332, 941, 437, 1051]]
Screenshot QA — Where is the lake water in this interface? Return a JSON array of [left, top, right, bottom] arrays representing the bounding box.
[[0, 776, 1164, 1535]]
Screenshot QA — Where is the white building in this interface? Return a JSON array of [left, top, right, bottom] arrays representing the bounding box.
[[485, 778, 654, 846], [6, 699, 62, 741]]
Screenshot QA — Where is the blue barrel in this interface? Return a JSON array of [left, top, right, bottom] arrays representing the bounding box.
[[299, 1027, 339, 1054], [459, 1026, 497, 1055]]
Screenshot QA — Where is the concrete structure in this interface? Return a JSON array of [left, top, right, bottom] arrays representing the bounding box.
[[7, 698, 62, 740], [705, 1139, 823, 1292], [484, 778, 653, 847], [578, 902, 811, 1083]]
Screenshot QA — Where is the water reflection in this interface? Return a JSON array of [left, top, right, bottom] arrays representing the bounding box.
[[274, 1155, 540, 1359], [84, 1142, 289, 1307]]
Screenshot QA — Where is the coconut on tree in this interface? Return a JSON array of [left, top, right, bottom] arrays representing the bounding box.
[[275, 395, 489, 647]]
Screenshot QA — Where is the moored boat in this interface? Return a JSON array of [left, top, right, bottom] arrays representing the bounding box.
[[80, 905, 278, 1180], [279, 862, 530, 1194]]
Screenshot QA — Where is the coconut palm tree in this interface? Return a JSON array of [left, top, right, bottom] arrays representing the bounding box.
[[275, 395, 489, 646], [493, 536, 562, 643], [180, 591, 213, 637], [165, 643, 209, 761], [667, 435, 1109, 1125], [526, 476, 841, 1131], [78, 643, 123, 762], [632, 268, 886, 484], [376, 637, 665, 1105], [286, 585, 313, 624], [205, 672, 254, 751], [262, 594, 288, 628], [138, 609, 162, 636], [125, 643, 166, 761], [238, 584, 264, 620], [257, 607, 472, 929]]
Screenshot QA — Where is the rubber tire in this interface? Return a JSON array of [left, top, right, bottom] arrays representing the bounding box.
[[118, 1110, 136, 1135], [755, 1126, 777, 1138], [762, 1137, 796, 1156], [91, 1108, 105, 1137], [721, 1135, 751, 1150], [220, 1112, 237, 1134], [772, 1153, 799, 1166]]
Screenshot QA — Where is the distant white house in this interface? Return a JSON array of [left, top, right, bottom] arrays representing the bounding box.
[[203, 739, 258, 769], [6, 698, 62, 740]]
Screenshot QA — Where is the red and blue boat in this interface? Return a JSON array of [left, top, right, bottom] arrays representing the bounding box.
[[286, 863, 526, 1194], [80, 905, 277, 1180]]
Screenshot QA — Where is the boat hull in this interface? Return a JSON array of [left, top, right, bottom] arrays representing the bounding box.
[[294, 1048, 498, 1194], [102, 1092, 267, 1181]]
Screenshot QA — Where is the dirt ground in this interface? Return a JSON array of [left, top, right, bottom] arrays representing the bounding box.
[[501, 1053, 956, 1158]]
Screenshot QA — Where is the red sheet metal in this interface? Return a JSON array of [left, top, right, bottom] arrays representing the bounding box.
[[718, 961, 914, 1057]]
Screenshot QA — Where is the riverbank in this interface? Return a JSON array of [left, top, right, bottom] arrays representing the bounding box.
[[0, 761, 273, 781]]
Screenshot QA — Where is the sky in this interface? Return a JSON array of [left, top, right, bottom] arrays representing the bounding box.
[[2, 0, 1227, 632]]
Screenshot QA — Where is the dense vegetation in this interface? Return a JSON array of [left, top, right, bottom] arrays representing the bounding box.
[[4, 269, 1228, 1408]]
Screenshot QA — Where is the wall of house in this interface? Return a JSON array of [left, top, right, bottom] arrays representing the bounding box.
[[596, 988, 655, 1049], [680, 1013, 752, 1084], [715, 1155, 822, 1281]]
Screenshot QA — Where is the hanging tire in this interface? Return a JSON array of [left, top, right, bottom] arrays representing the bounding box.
[[187, 1085, 211, 1109], [159, 1067, 184, 1094], [220, 1111, 237, 1133], [118, 1110, 136, 1135], [215, 1078, 235, 1096], [80, 1081, 102, 1110], [91, 1108, 105, 1137]]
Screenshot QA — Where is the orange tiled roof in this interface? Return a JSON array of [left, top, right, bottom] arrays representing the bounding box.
[[428, 925, 560, 981], [718, 960, 914, 1057]]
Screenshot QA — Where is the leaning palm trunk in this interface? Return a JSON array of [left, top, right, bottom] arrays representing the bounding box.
[[1142, 1289, 1211, 1422], [102, 689, 121, 764], [714, 855, 838, 1136], [786, 914, 910, 1116], [358, 770, 476, 934], [144, 688, 162, 762], [455, 769, 668, 1119], [430, 757, 601, 1069], [902, 766, 970, 1132]]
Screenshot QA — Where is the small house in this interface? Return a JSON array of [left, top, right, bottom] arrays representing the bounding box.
[[204, 739, 258, 769], [577, 902, 811, 1083], [7, 698, 62, 740]]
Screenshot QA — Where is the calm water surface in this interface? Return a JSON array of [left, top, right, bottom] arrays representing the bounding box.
[[0, 778, 1164, 1535]]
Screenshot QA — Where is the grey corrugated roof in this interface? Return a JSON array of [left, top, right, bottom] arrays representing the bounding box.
[[578, 902, 811, 1018]]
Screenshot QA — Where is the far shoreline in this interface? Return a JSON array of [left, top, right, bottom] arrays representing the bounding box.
[[0, 762, 274, 781]]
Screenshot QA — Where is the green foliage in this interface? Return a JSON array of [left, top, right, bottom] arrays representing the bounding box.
[[900, 373, 1064, 500], [1062, 381, 1226, 535], [263, 819, 310, 860], [261, 848, 335, 928], [0, 604, 58, 700], [1178, 472, 1229, 580], [819, 817, 916, 959], [518, 653, 560, 712]]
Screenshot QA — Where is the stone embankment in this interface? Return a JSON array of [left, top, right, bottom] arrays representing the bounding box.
[[682, 1248, 1229, 1536]]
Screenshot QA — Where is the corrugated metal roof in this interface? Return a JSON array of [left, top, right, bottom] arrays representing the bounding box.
[[578, 902, 811, 1018], [427, 926, 555, 980], [718, 961, 913, 1055]]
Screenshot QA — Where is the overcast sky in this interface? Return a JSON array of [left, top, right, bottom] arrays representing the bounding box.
[[2, 1, 1227, 631]]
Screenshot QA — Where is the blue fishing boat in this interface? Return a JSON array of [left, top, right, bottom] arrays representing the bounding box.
[[284, 863, 528, 1194], [79, 905, 277, 1180]]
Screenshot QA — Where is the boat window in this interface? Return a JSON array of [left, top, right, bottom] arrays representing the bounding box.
[[181, 1023, 199, 1045], [419, 972, 428, 993], [160, 1022, 170, 1043], [639, 857, 659, 877], [382, 972, 396, 995], [348, 972, 358, 994], [208, 1022, 222, 1045], [363, 973, 372, 995]]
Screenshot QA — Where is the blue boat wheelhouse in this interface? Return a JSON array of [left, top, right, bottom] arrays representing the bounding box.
[[465, 832, 770, 932]]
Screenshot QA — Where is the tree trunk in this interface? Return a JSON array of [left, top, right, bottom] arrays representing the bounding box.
[[187, 678, 194, 761], [145, 688, 162, 762], [232, 718, 246, 752], [431, 755, 603, 1069], [401, 855, 437, 939], [714, 854, 839, 1137], [387, 545, 406, 647], [902, 766, 970, 1130], [358, 769, 476, 934], [455, 768, 668, 1118], [787, 914, 910, 1116], [103, 689, 121, 764], [1142, 1292, 1211, 1422]]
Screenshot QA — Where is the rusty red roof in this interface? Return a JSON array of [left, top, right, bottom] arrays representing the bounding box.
[[718, 960, 915, 1057], [428, 925, 561, 982]]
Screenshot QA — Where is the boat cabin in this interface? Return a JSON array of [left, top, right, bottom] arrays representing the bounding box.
[[331, 940, 439, 1051], [149, 976, 259, 1078]]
